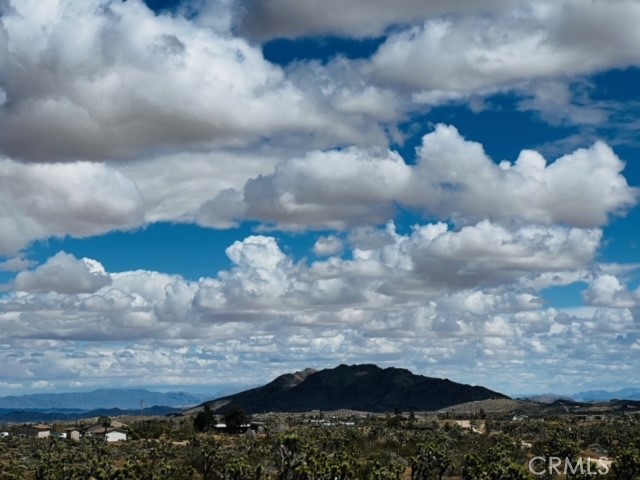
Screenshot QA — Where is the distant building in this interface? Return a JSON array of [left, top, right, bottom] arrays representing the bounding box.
[[65, 428, 81, 441], [102, 428, 127, 442], [250, 421, 267, 434], [18, 424, 51, 439], [85, 424, 107, 436], [85, 423, 128, 442], [575, 414, 607, 422]]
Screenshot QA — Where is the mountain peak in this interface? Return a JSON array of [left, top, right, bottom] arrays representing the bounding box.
[[203, 364, 508, 414], [271, 368, 318, 389]]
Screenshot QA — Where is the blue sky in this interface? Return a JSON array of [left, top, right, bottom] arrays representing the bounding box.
[[1, 0, 640, 397]]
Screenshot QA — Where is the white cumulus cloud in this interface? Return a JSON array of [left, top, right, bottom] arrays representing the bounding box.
[[367, 0, 640, 95], [13, 252, 111, 294], [197, 125, 637, 230], [0, 0, 355, 162], [0, 158, 144, 254]]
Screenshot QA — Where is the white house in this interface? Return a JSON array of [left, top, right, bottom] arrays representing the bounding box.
[[103, 428, 127, 442], [85, 423, 128, 442]]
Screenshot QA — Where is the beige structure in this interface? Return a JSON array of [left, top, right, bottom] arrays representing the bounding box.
[[18, 424, 51, 439], [65, 428, 81, 441]]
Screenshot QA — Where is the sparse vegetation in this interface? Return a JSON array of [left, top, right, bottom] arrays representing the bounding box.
[[0, 408, 639, 479]]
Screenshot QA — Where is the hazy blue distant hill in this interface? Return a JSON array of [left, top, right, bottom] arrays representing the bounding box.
[[520, 394, 573, 403], [0, 405, 180, 423], [0, 389, 210, 410], [199, 364, 509, 414], [572, 387, 640, 402]]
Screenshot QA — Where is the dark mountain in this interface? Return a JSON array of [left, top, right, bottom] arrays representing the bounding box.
[[201, 364, 508, 414], [608, 399, 640, 410], [0, 389, 209, 410]]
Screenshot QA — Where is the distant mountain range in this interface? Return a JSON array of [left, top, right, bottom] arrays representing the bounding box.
[[198, 364, 509, 414], [0, 389, 210, 411], [3, 372, 635, 424], [0, 405, 181, 423], [571, 387, 640, 402], [517, 388, 640, 403]]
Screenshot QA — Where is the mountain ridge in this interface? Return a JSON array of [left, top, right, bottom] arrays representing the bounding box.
[[571, 387, 640, 402], [0, 405, 181, 423], [0, 389, 210, 410], [198, 364, 509, 414]]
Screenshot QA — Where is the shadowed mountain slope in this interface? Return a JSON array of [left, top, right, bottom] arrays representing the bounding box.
[[201, 364, 508, 413]]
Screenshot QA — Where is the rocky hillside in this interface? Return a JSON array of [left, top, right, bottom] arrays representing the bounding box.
[[201, 364, 508, 413]]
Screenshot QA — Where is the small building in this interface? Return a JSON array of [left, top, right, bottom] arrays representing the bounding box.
[[18, 424, 51, 439], [85, 424, 108, 436], [102, 428, 127, 442], [85, 423, 128, 442], [575, 414, 607, 422], [65, 428, 81, 441], [250, 421, 267, 434]]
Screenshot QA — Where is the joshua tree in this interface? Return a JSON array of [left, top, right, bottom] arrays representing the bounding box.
[[99, 415, 111, 435]]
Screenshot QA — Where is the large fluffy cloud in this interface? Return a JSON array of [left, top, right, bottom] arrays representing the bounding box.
[[583, 274, 640, 309], [13, 251, 111, 294], [0, 0, 361, 162], [3, 125, 632, 255], [198, 125, 637, 230], [1, 220, 602, 342], [4, 0, 638, 168], [408, 221, 601, 289], [408, 125, 638, 227], [198, 146, 412, 230], [117, 149, 280, 224], [0, 158, 143, 254], [0, 0, 638, 255], [367, 0, 640, 95]]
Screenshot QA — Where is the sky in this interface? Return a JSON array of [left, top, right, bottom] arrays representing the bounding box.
[[1, 0, 640, 398]]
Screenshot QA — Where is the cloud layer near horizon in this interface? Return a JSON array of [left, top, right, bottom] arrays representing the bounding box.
[[1, 0, 640, 395], [1, 225, 638, 394]]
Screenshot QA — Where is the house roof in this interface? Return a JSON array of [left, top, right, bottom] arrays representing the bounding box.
[[28, 424, 51, 430], [86, 424, 108, 433], [93, 427, 127, 435]]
